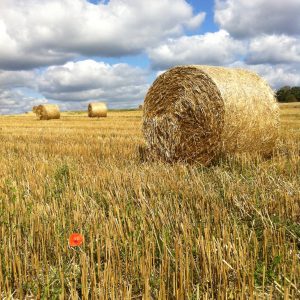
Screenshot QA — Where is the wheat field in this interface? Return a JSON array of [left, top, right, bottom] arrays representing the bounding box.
[[0, 104, 299, 299]]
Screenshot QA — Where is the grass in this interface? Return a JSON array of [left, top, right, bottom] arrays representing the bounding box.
[[0, 105, 299, 299]]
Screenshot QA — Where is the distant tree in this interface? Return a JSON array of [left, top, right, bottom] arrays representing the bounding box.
[[276, 86, 291, 102], [285, 93, 297, 102], [290, 87, 300, 101], [276, 86, 300, 102]]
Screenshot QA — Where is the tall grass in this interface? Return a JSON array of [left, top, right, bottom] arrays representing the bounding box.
[[0, 107, 299, 299]]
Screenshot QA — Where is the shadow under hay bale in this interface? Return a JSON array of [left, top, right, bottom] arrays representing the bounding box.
[[138, 145, 155, 163], [143, 65, 280, 165], [33, 104, 60, 120], [88, 102, 107, 117]]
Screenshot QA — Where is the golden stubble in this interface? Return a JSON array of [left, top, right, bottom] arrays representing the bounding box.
[[0, 107, 299, 299]]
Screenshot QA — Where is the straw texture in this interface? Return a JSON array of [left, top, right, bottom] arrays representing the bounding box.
[[34, 104, 60, 120], [143, 65, 279, 164], [88, 102, 107, 117]]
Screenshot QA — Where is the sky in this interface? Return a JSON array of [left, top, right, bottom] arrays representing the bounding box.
[[0, 0, 300, 114]]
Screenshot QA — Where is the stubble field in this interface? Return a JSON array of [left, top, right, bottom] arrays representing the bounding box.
[[0, 104, 299, 299]]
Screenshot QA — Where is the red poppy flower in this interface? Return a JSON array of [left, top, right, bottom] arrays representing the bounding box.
[[69, 233, 84, 247]]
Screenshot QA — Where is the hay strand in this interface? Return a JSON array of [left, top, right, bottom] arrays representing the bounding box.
[[33, 104, 60, 120], [143, 65, 279, 164], [88, 102, 107, 117]]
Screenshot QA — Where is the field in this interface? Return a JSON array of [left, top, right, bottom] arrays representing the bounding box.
[[0, 103, 299, 299]]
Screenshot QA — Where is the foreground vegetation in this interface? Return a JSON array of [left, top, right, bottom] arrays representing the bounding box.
[[0, 104, 299, 299]]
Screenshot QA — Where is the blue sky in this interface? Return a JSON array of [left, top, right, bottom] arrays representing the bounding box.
[[0, 0, 299, 114], [187, 0, 219, 34]]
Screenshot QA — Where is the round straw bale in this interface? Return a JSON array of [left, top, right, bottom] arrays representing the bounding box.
[[143, 65, 279, 164], [88, 102, 107, 117], [34, 104, 60, 120], [138, 104, 143, 110]]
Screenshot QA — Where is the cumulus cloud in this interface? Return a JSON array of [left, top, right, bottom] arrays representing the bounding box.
[[148, 30, 246, 69], [252, 64, 300, 89], [0, 89, 47, 114], [1, 0, 299, 113], [230, 61, 300, 89], [0, 70, 44, 114], [246, 34, 300, 65], [0, 59, 150, 112], [0, 0, 204, 70], [38, 60, 149, 107], [0, 70, 37, 89], [184, 12, 206, 29], [215, 0, 300, 38]]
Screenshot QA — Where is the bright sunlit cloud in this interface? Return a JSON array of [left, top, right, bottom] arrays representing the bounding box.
[[0, 0, 299, 113]]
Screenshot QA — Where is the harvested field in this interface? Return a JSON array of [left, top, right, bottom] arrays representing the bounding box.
[[0, 105, 299, 299]]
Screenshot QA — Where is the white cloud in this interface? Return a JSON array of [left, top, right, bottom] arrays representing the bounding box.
[[215, 0, 300, 38], [246, 34, 300, 65], [148, 30, 246, 69], [252, 64, 300, 89], [184, 12, 206, 29], [230, 61, 300, 89], [0, 70, 44, 114], [0, 89, 47, 114], [0, 18, 75, 70], [0, 70, 36, 89], [1, 0, 299, 112], [0, 59, 150, 113], [38, 60, 149, 107], [0, 0, 204, 70]]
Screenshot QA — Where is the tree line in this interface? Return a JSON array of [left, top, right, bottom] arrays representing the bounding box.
[[276, 86, 300, 102]]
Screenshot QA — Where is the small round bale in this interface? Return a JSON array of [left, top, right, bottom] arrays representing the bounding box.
[[88, 102, 107, 117], [138, 104, 143, 110], [143, 65, 279, 164], [34, 104, 60, 120]]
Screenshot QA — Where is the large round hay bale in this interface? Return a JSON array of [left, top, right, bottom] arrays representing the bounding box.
[[88, 102, 107, 117], [34, 104, 60, 120], [143, 65, 279, 164]]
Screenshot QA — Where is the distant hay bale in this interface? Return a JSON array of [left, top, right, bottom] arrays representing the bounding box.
[[138, 104, 143, 110], [143, 65, 279, 165], [34, 104, 60, 120], [88, 102, 107, 117]]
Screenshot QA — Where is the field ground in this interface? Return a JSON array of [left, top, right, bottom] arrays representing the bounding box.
[[0, 103, 299, 299]]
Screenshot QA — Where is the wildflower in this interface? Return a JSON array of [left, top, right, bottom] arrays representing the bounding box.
[[69, 233, 84, 247]]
